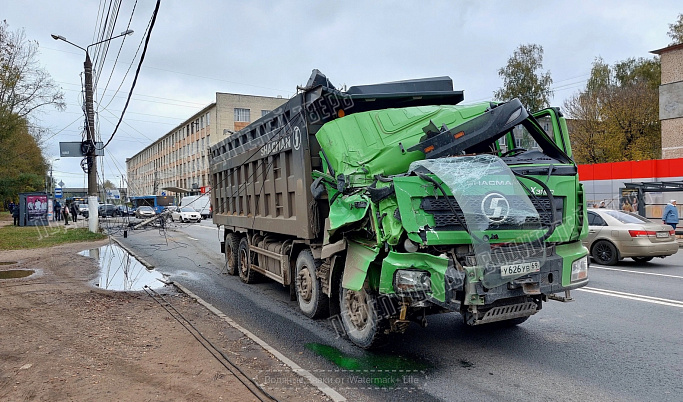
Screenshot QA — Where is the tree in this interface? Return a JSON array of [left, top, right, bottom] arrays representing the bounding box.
[[0, 20, 65, 123], [0, 116, 46, 202], [0, 21, 64, 206], [494, 44, 553, 112], [564, 57, 661, 164], [668, 13, 683, 45]]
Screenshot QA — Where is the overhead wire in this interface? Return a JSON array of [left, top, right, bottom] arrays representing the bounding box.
[[99, 1, 147, 112], [101, 0, 160, 151]]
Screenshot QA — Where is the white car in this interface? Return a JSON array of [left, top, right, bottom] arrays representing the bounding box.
[[171, 207, 201, 223]]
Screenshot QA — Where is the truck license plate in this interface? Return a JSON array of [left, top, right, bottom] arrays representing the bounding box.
[[501, 261, 540, 277]]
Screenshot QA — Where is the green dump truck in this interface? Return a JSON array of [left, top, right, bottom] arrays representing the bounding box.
[[209, 70, 589, 348]]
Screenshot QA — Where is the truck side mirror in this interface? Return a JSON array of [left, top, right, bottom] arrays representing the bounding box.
[[311, 176, 326, 200]]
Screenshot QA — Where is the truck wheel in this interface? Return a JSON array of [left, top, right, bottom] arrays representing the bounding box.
[[591, 240, 618, 265], [238, 237, 257, 283], [295, 250, 329, 319], [339, 282, 385, 349], [224, 233, 240, 275]]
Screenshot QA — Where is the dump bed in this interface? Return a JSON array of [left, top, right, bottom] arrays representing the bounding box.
[[209, 70, 464, 239]]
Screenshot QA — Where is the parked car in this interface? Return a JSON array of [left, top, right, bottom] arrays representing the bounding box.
[[115, 205, 134, 216], [78, 204, 89, 215], [180, 195, 212, 219], [583, 208, 679, 265], [98, 204, 116, 217], [171, 207, 201, 223], [135, 206, 156, 219]]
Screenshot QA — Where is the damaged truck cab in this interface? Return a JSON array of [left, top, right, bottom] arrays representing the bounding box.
[[210, 70, 588, 349]]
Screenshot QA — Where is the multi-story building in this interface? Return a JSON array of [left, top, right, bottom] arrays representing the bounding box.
[[652, 42, 683, 159], [127, 93, 286, 198]]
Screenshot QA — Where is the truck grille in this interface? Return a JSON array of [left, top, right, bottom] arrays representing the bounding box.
[[420, 196, 563, 231]]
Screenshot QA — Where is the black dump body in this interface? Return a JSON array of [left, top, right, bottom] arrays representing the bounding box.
[[209, 70, 464, 239]]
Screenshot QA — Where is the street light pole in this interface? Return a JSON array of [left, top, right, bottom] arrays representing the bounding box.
[[83, 52, 97, 199], [51, 30, 133, 232]]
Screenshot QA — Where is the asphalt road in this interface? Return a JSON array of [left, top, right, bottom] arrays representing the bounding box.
[[116, 219, 683, 402]]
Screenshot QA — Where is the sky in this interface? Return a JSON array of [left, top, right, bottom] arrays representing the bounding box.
[[3, 0, 680, 189]]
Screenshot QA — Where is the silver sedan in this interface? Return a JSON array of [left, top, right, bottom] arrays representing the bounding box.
[[583, 208, 679, 265]]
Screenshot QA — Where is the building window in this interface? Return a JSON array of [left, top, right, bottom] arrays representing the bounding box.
[[206, 112, 210, 126], [261, 110, 270, 117], [234, 108, 250, 122]]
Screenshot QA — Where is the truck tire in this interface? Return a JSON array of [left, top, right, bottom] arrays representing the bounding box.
[[591, 240, 618, 265], [224, 233, 240, 276], [238, 237, 257, 283], [295, 249, 329, 319], [339, 282, 385, 349]]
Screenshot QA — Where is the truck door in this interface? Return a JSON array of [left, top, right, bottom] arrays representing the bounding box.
[[532, 108, 572, 157]]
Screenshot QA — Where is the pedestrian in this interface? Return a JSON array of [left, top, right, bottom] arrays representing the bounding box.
[[662, 200, 679, 230], [71, 203, 78, 223], [599, 201, 606, 208], [63, 204, 70, 226], [12, 204, 20, 226], [54, 200, 61, 221]]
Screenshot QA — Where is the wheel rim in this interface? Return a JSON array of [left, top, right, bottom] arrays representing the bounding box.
[[297, 267, 313, 302], [595, 242, 613, 263], [344, 289, 369, 330]]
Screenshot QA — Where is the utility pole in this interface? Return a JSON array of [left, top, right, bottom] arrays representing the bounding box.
[[83, 53, 97, 199], [51, 29, 133, 232]]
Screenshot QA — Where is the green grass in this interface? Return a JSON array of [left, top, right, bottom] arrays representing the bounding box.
[[0, 225, 106, 250]]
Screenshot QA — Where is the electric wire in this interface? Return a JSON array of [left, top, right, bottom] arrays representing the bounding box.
[[143, 286, 278, 402], [100, 0, 160, 151], [99, 3, 148, 112]]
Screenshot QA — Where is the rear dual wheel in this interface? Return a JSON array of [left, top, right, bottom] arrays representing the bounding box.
[[295, 250, 328, 319], [224, 233, 240, 275], [238, 237, 258, 283]]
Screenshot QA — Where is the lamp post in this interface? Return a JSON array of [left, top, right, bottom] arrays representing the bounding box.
[[49, 158, 60, 198], [51, 29, 133, 232]]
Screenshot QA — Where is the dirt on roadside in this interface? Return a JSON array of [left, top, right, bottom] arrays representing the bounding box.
[[0, 238, 329, 401]]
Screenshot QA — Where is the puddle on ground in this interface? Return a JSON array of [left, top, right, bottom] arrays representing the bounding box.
[[305, 343, 431, 388], [0, 269, 35, 279], [0, 261, 18, 265], [79, 243, 166, 291]]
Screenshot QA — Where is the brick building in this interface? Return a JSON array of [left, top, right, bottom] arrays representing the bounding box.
[[652, 43, 683, 159], [126, 93, 286, 198]]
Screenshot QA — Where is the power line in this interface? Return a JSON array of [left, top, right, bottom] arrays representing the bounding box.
[[97, 0, 139, 107], [101, 0, 160, 151]]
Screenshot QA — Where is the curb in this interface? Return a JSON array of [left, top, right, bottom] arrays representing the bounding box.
[[172, 281, 346, 402]]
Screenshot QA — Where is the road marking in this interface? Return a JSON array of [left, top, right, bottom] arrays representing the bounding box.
[[590, 266, 683, 279], [187, 236, 199, 241], [172, 282, 346, 402], [576, 287, 683, 308]]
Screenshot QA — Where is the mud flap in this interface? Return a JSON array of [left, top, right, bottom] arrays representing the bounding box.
[[341, 241, 379, 291]]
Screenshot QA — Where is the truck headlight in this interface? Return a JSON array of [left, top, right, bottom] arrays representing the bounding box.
[[394, 270, 431, 294], [571, 256, 588, 282]]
